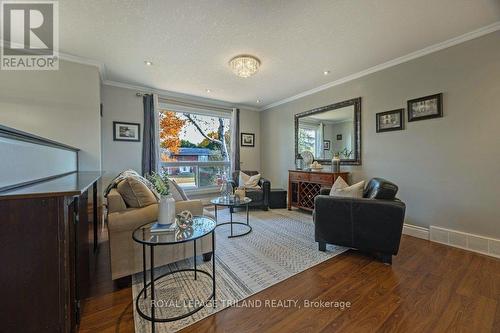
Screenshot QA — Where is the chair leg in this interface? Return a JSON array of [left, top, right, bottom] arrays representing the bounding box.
[[318, 242, 326, 252], [380, 254, 392, 265], [202, 252, 212, 262]]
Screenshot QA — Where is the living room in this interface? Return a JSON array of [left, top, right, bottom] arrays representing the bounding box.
[[1, 1, 499, 333]]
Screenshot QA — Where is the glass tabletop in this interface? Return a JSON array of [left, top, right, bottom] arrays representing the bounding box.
[[210, 196, 252, 206], [132, 215, 216, 245]]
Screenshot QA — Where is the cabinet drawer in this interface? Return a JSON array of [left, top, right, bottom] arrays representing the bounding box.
[[289, 172, 310, 181], [310, 173, 333, 184]]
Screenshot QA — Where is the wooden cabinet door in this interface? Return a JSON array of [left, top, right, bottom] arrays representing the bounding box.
[[0, 197, 66, 332]]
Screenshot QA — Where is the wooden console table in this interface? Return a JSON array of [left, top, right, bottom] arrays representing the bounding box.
[[288, 170, 349, 211]]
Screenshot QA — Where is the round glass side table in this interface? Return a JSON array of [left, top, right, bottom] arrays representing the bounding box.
[[132, 216, 216, 332], [210, 196, 252, 238]]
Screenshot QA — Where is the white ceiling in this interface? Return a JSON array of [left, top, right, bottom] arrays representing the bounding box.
[[59, 1, 500, 109]]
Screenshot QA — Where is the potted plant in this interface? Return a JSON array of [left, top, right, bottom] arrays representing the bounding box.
[[146, 172, 175, 226]]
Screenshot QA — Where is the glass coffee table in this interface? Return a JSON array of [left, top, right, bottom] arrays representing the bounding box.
[[210, 196, 252, 238], [132, 216, 216, 332]]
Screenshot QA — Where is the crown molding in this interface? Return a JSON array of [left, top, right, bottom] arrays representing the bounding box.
[[58, 52, 107, 81], [103, 80, 259, 111], [0, 39, 108, 81], [260, 21, 500, 111]]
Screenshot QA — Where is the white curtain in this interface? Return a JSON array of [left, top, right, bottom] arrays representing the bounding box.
[[316, 122, 324, 159]]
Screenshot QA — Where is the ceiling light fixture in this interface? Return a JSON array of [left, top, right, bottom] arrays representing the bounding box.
[[323, 70, 330, 75], [144, 61, 153, 66], [256, 99, 261, 103], [229, 55, 260, 78], [206, 89, 211, 93]]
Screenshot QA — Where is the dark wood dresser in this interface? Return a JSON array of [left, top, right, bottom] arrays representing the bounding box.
[[288, 169, 349, 211], [0, 172, 100, 333], [0, 125, 100, 333]]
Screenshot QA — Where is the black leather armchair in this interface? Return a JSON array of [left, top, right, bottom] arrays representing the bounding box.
[[228, 170, 270, 210], [313, 178, 406, 264]]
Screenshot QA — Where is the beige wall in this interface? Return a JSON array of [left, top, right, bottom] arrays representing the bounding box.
[[101, 84, 261, 185], [261, 31, 500, 238], [0, 60, 101, 171]]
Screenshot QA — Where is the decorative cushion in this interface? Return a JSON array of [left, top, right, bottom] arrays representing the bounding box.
[[168, 178, 188, 201], [239, 171, 261, 189], [329, 179, 365, 198], [116, 177, 158, 208], [329, 177, 349, 195]]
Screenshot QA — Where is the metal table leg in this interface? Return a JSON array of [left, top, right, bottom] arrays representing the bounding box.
[[194, 240, 197, 280], [246, 204, 249, 225], [230, 207, 233, 236], [212, 230, 216, 302], [214, 204, 218, 222], [142, 229, 147, 299], [150, 245, 155, 333]]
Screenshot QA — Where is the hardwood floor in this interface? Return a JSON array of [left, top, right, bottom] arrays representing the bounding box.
[[79, 229, 500, 333]]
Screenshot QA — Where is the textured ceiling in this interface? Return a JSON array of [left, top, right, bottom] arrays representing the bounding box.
[[59, 0, 500, 108]]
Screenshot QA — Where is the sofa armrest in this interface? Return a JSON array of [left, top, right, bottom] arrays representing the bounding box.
[[314, 195, 406, 254], [320, 188, 331, 195], [107, 188, 127, 213], [313, 195, 353, 246], [175, 200, 204, 216], [227, 180, 237, 191], [259, 177, 271, 209]]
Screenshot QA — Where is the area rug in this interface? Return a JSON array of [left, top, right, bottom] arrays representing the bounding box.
[[132, 208, 347, 333]]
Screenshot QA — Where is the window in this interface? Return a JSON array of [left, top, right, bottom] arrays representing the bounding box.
[[158, 106, 231, 192], [298, 126, 317, 155]]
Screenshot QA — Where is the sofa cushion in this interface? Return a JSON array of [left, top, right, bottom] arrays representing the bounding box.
[[239, 171, 261, 188], [245, 188, 264, 202], [116, 177, 158, 208], [329, 180, 365, 198]]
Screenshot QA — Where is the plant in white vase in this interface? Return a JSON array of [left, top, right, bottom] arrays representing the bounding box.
[[146, 172, 175, 226]]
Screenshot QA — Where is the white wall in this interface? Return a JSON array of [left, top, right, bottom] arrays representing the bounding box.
[[101, 84, 261, 184], [0, 60, 101, 171], [261, 31, 500, 239]]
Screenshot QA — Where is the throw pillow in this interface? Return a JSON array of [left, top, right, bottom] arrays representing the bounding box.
[[116, 177, 158, 208], [239, 171, 261, 188], [168, 178, 188, 201], [329, 177, 349, 195], [329, 180, 365, 198]]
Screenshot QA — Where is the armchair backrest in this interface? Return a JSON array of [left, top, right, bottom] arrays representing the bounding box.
[[363, 178, 398, 200], [232, 170, 259, 186]]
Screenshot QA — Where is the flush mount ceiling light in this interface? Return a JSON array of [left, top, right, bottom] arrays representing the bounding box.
[[229, 55, 260, 78], [144, 60, 153, 66], [323, 70, 330, 75]]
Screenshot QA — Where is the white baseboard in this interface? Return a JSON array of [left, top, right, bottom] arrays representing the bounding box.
[[430, 226, 500, 259], [402, 223, 429, 240]]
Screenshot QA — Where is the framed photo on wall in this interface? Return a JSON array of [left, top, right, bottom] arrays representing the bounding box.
[[376, 109, 404, 133], [323, 140, 330, 150], [407, 93, 443, 122], [113, 121, 141, 142], [241, 132, 255, 147]]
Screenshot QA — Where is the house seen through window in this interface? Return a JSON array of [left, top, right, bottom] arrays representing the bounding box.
[[158, 107, 231, 191]]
